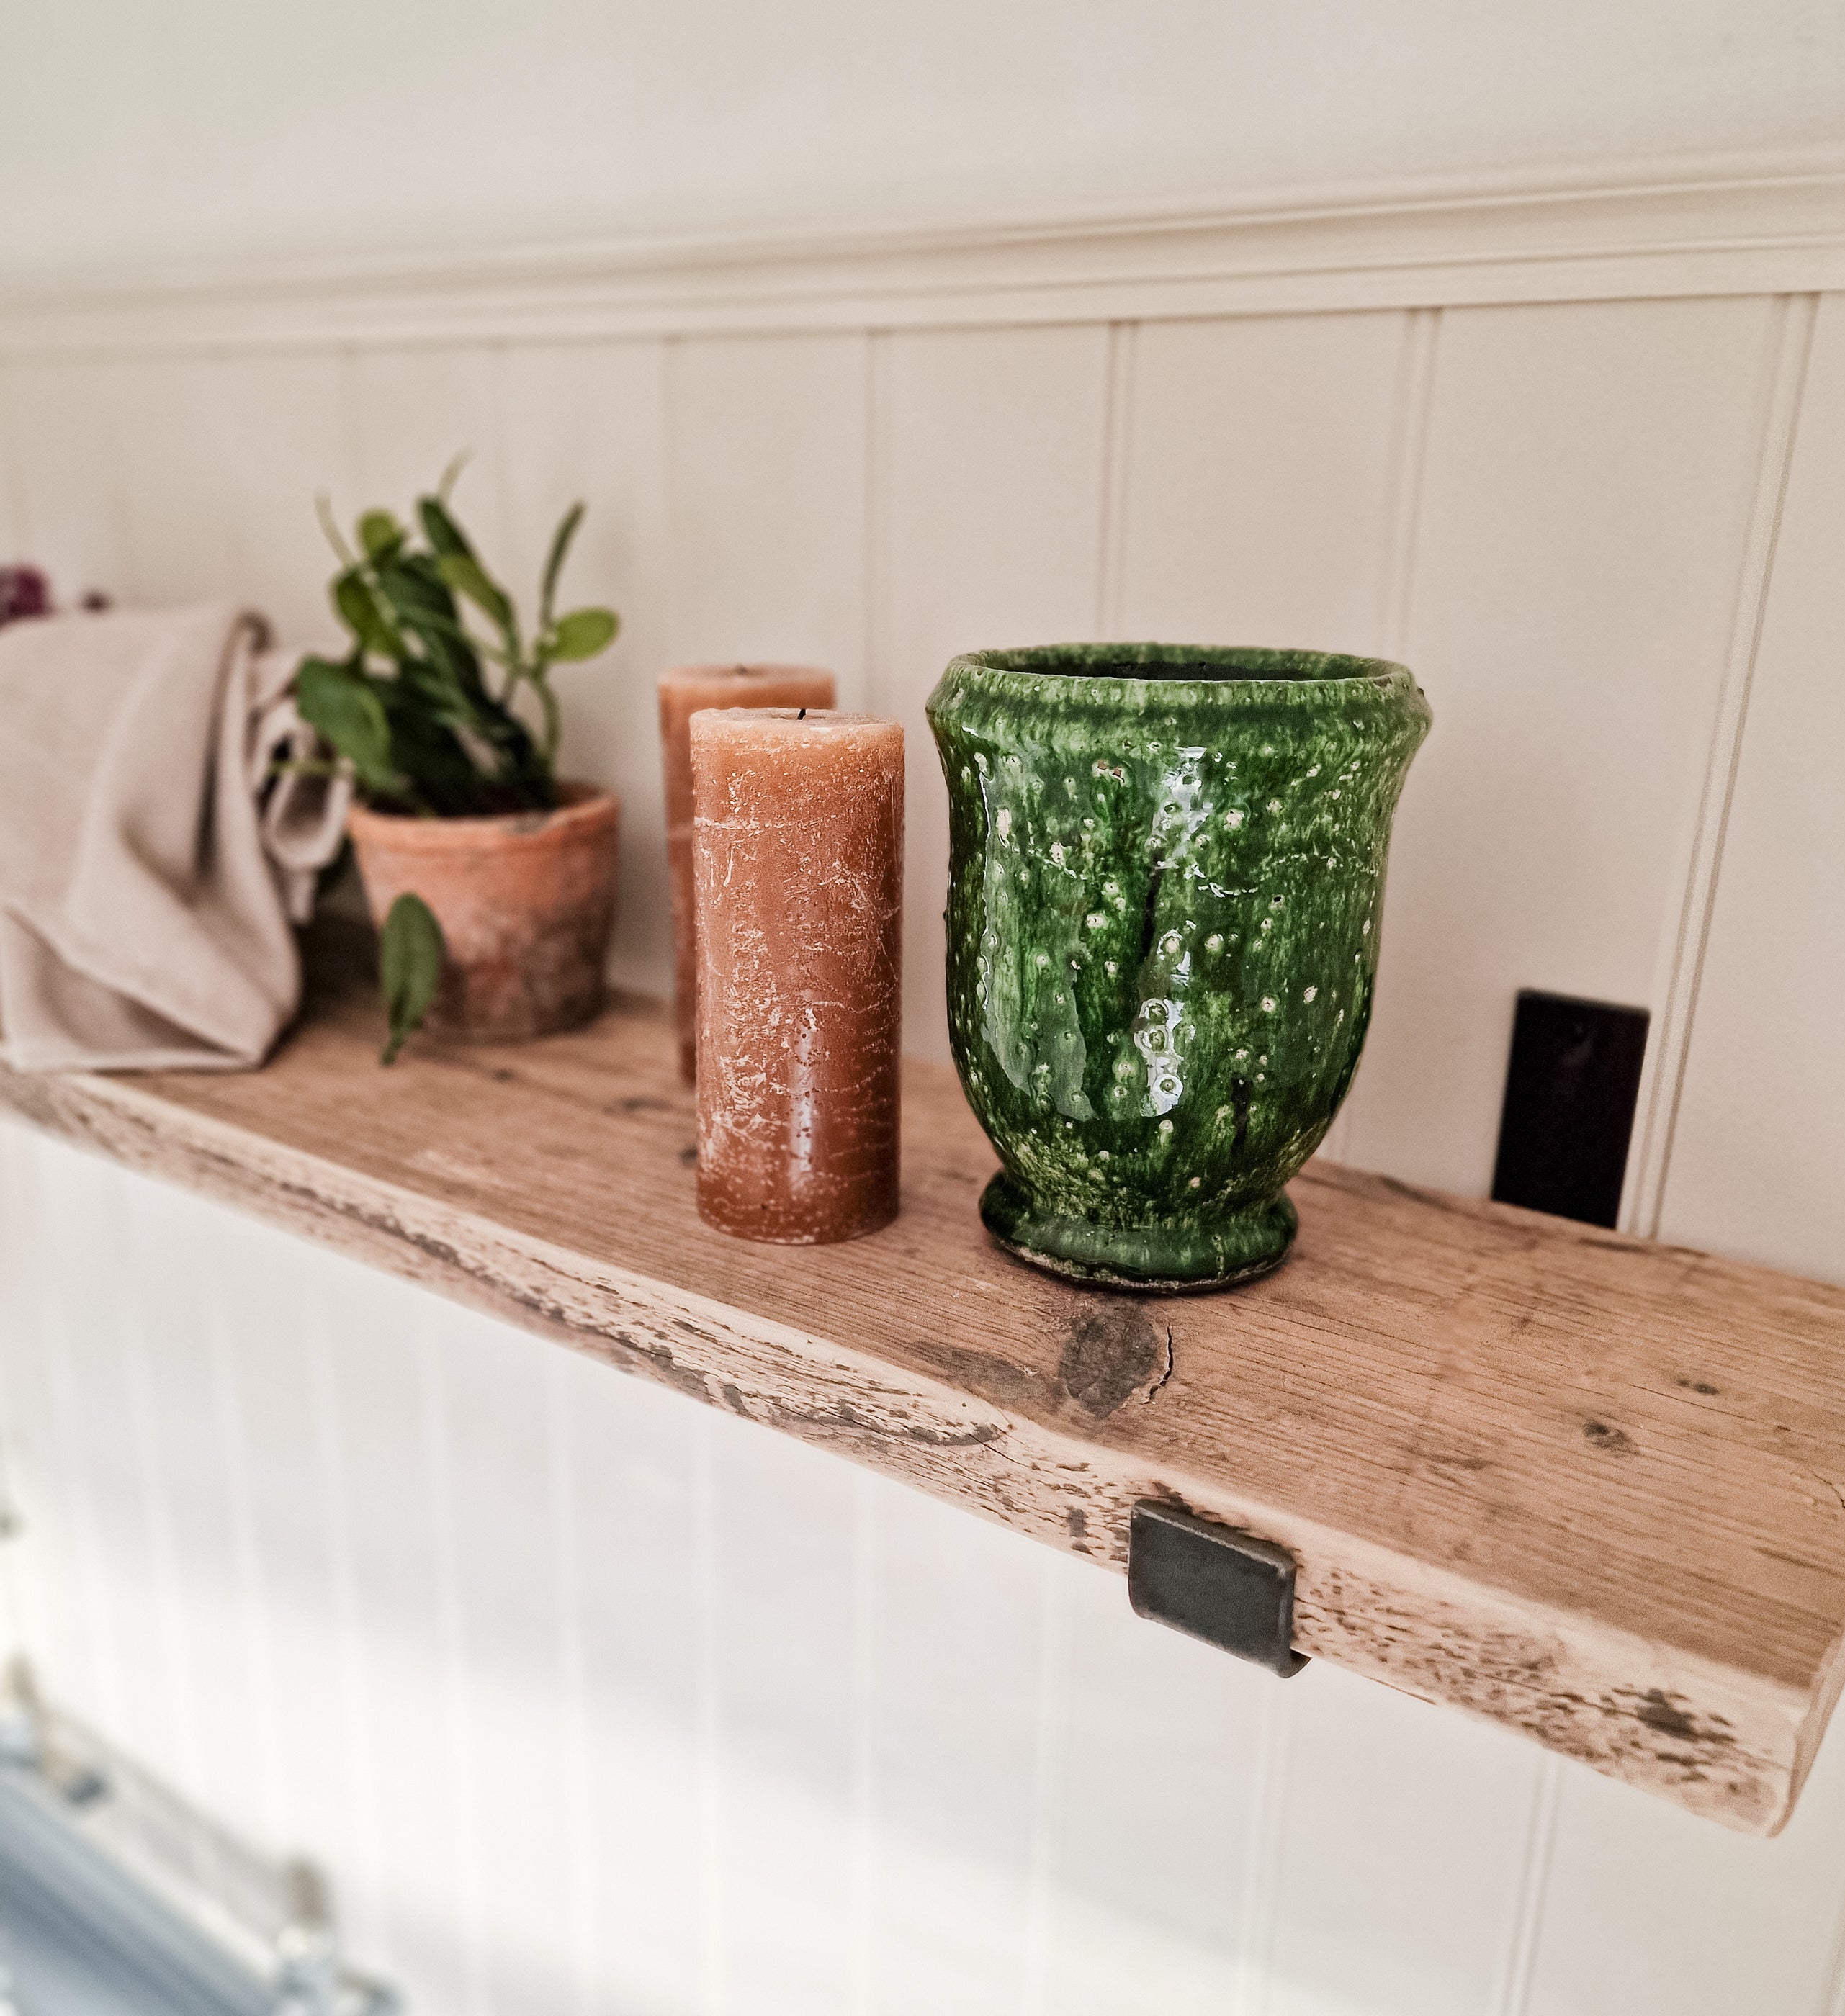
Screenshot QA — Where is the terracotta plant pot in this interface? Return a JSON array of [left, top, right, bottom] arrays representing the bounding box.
[[347, 783, 620, 1042], [927, 644, 1430, 1292]]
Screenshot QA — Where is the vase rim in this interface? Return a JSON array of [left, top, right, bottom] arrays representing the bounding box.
[[943, 642, 1417, 692]]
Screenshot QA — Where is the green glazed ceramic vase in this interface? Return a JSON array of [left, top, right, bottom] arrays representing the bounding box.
[[926, 644, 1432, 1292]]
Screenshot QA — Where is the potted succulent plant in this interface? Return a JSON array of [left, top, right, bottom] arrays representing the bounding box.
[[296, 464, 621, 1062]]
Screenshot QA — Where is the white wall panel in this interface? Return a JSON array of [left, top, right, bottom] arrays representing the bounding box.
[[19, 348, 351, 638], [1037, 1553, 1263, 2015], [113, 1171, 295, 1856], [666, 333, 870, 690], [311, 1255, 483, 2014], [860, 1483, 1051, 2016], [1657, 293, 1845, 1284], [1262, 1665, 1548, 2016], [26, 1146, 195, 1781], [346, 345, 513, 599], [188, 351, 358, 647], [883, 324, 1113, 1060], [0, 359, 134, 608], [1339, 295, 1781, 1196], [1527, 1709, 1845, 2015], [0, 1125, 94, 1704], [105, 356, 253, 614], [547, 1328, 705, 2015], [0, 370, 27, 564], [704, 1407, 859, 2015], [499, 340, 677, 997], [1118, 311, 1411, 657]]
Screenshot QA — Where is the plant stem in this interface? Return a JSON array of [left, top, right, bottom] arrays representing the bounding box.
[[536, 674, 562, 767]]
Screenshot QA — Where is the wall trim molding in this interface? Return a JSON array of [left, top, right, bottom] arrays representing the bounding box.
[[1, 152, 1841, 357]]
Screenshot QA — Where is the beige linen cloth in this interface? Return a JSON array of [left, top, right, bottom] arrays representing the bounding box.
[[0, 605, 349, 1071]]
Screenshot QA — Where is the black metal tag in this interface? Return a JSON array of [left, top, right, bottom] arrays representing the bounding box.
[[1127, 1501, 1307, 1677]]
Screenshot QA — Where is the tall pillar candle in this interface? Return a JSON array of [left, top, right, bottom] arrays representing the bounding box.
[[691, 708, 903, 1244], [660, 665, 836, 1079]]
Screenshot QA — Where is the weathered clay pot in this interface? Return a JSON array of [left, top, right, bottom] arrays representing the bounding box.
[[348, 783, 620, 1042], [927, 644, 1430, 1292]]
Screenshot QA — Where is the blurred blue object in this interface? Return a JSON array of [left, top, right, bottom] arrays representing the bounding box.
[[0, 1673, 394, 2016]]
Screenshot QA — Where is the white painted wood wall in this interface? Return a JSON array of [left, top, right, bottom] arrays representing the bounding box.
[[1, 179, 1843, 2011]]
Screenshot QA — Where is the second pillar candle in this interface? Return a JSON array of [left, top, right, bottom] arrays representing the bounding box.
[[659, 664, 836, 1079]]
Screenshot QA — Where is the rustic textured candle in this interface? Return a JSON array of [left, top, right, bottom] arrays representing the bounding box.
[[691, 708, 903, 1244], [660, 664, 836, 1079]]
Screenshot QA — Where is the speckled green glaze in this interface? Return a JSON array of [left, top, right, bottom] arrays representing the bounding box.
[[927, 644, 1431, 1291]]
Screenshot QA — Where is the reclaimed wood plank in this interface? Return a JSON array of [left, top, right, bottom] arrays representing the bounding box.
[[3, 932, 1843, 1834]]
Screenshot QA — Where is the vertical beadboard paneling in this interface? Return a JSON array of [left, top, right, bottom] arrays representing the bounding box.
[[113, 1166, 282, 1848], [861, 1480, 1049, 2016], [883, 324, 1113, 1060], [201, 1205, 405, 1971], [666, 333, 870, 690], [1618, 295, 1818, 1242], [1339, 295, 1781, 1195], [28, 1141, 189, 1773], [500, 339, 678, 997], [0, 1128, 106, 1727], [704, 1405, 858, 2015], [183, 348, 357, 645], [1262, 1663, 1546, 2016], [1038, 1553, 1265, 2015], [0, 1124, 45, 1673], [1117, 312, 1409, 653], [105, 356, 242, 610], [1656, 292, 1845, 1282], [8, 350, 353, 633], [0, 358, 133, 602], [310, 1251, 478, 2016], [0, 367, 24, 559], [418, 1297, 581, 2016], [1526, 1696, 1845, 2016], [346, 344, 511, 557], [550, 1329, 704, 2014]]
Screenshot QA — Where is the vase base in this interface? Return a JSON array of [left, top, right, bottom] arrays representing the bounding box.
[[978, 1175, 1298, 1295]]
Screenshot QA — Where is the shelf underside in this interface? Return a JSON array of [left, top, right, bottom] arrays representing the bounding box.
[[4, 928, 1844, 1834]]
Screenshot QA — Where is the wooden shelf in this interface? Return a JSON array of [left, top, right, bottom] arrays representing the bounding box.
[[4, 926, 1844, 1835]]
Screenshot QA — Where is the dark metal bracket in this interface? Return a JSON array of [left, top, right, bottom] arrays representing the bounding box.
[[1127, 1500, 1308, 1678]]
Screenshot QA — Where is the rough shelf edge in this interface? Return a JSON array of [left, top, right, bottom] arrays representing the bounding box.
[[0, 1059, 1823, 1835]]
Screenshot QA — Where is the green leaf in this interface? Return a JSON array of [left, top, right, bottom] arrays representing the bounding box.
[[417, 493, 475, 562], [436, 551, 516, 636], [315, 494, 356, 566], [546, 608, 619, 662], [332, 568, 397, 655], [377, 893, 445, 1066], [358, 510, 403, 559], [539, 501, 585, 631], [293, 657, 400, 797]]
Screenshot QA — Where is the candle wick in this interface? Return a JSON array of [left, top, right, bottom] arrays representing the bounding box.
[[798, 707, 807, 719]]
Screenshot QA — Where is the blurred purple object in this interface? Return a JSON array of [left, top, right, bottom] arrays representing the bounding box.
[[0, 566, 52, 626]]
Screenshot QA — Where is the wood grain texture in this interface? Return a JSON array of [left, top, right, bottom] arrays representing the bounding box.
[[4, 930, 1844, 1835]]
